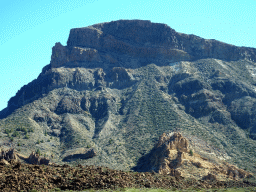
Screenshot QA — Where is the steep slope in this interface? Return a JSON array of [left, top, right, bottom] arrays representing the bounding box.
[[0, 20, 256, 175]]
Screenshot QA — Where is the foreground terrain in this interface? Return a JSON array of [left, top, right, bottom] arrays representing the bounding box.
[[1, 132, 255, 191], [0, 159, 255, 192]]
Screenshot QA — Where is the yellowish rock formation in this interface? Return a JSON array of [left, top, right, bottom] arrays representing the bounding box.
[[148, 132, 253, 181]]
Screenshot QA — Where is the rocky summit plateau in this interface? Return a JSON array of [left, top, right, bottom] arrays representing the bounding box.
[[0, 20, 256, 181]]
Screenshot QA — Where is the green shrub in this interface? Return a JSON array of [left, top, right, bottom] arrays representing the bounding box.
[[12, 131, 20, 137], [16, 127, 27, 133], [36, 149, 41, 155], [24, 134, 29, 139], [28, 127, 34, 133], [4, 129, 12, 134], [189, 149, 193, 156]]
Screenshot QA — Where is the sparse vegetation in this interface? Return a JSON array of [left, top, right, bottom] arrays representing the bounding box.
[[12, 130, 20, 137], [4, 128, 12, 134], [109, 139, 113, 144], [24, 133, 29, 139], [17, 127, 28, 133], [35, 148, 41, 155]]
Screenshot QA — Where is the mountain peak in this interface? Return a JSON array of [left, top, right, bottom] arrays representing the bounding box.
[[49, 19, 256, 71]]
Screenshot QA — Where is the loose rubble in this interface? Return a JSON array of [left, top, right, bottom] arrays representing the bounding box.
[[0, 160, 255, 192]]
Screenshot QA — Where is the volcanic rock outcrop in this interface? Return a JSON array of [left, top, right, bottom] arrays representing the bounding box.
[[0, 148, 50, 165], [0, 148, 19, 161], [62, 148, 96, 161], [135, 132, 253, 181]]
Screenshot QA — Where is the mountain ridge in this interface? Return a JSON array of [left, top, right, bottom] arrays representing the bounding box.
[[2, 20, 256, 119], [0, 20, 256, 178]]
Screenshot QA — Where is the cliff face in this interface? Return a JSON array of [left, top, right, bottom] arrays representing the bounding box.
[[3, 20, 256, 118], [0, 20, 256, 174], [66, 20, 256, 67]]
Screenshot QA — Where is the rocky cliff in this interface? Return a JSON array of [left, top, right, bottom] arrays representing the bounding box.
[[135, 132, 252, 181], [0, 20, 256, 176], [2, 20, 256, 119]]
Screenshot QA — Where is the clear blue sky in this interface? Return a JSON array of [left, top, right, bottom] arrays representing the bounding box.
[[0, 0, 256, 111]]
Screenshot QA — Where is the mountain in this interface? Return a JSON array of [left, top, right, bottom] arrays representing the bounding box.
[[0, 20, 256, 176]]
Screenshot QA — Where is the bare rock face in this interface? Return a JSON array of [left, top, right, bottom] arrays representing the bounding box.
[[0, 148, 50, 165], [0, 148, 19, 161], [66, 20, 256, 66], [27, 152, 50, 165], [135, 132, 253, 181], [48, 20, 256, 72], [62, 148, 96, 161], [155, 132, 189, 152], [51, 43, 102, 68], [147, 132, 189, 176], [55, 96, 83, 114]]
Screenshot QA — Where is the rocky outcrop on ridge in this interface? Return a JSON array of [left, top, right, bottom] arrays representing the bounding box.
[[0, 148, 50, 165], [135, 132, 253, 181], [25, 152, 50, 165], [0, 147, 97, 165], [62, 148, 96, 161], [0, 148, 19, 161]]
